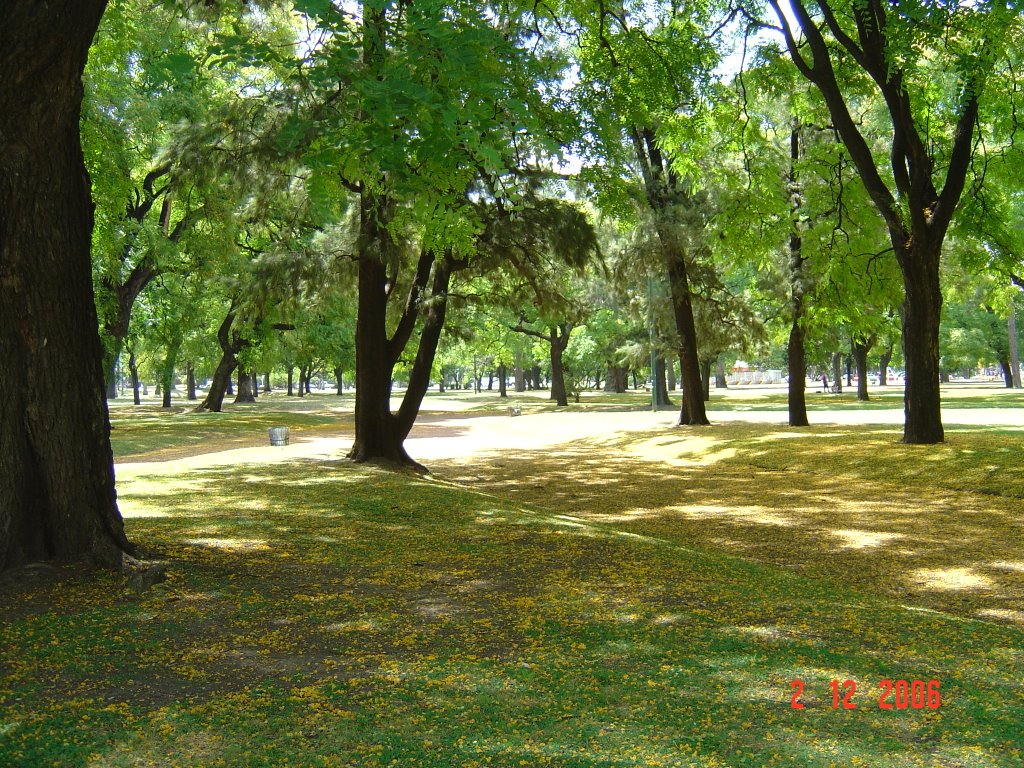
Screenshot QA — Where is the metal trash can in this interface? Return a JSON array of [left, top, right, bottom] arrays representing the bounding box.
[[268, 426, 290, 446]]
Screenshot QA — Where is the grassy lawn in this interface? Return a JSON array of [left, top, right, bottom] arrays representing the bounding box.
[[2, 391, 1023, 767]]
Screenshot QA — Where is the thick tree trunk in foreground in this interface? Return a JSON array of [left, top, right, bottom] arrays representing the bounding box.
[[899, 249, 944, 443], [0, 0, 135, 572], [348, 216, 457, 467]]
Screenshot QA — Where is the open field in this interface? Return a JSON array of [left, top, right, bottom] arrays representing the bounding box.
[[2, 384, 1023, 766]]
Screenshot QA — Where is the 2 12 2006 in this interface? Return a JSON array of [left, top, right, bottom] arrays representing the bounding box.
[[790, 679, 941, 710]]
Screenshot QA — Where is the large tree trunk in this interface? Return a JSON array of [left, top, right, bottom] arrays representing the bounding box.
[[335, 367, 344, 396], [0, 0, 135, 572], [898, 247, 944, 443], [348, 187, 444, 466], [234, 368, 256, 404], [198, 309, 239, 412], [666, 358, 677, 391], [286, 367, 294, 396], [666, 251, 710, 426], [297, 366, 308, 398], [263, 371, 272, 393], [549, 325, 570, 408], [498, 363, 508, 398], [786, 123, 809, 427]]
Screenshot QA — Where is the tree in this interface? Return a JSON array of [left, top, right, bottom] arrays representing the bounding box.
[[568, 0, 719, 425], [0, 1, 134, 571], [762, 0, 1020, 442]]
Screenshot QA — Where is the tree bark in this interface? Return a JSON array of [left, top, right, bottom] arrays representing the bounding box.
[[498, 363, 508, 398], [514, 364, 526, 392], [899, 247, 944, 442], [700, 358, 711, 402], [234, 368, 256, 404], [666, 358, 677, 391], [286, 367, 294, 396], [878, 343, 893, 386], [263, 371, 272, 393], [853, 336, 874, 402], [128, 348, 142, 406], [186, 363, 197, 401], [198, 309, 240, 412], [1009, 310, 1021, 388], [160, 338, 179, 408], [715, 359, 728, 389], [767, 0, 985, 443], [0, 0, 134, 572], [549, 325, 570, 407], [655, 355, 673, 406], [630, 125, 708, 427], [1000, 360, 1014, 388], [786, 122, 809, 427], [297, 366, 308, 398], [831, 352, 843, 395]]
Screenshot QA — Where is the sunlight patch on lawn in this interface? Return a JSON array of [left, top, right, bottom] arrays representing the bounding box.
[[669, 504, 796, 527], [830, 529, 905, 549], [909, 567, 994, 592], [184, 537, 270, 552], [625, 434, 736, 466]]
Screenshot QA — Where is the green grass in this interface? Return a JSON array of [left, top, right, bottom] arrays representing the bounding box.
[[2, 394, 1023, 766], [108, 399, 350, 460]]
